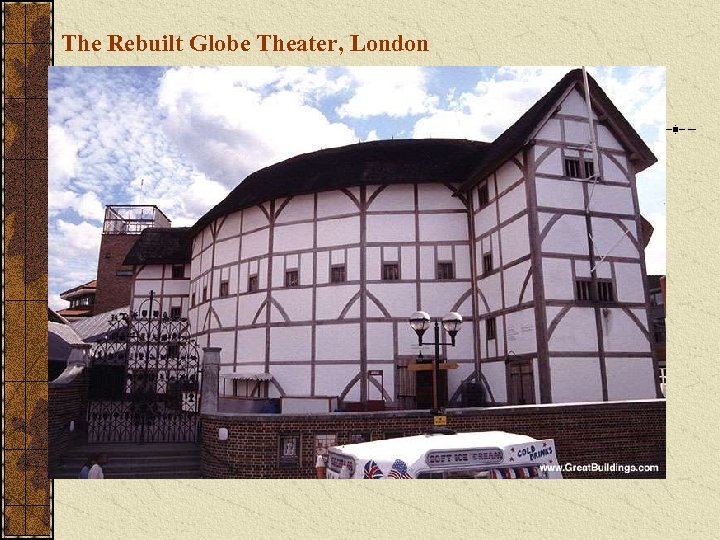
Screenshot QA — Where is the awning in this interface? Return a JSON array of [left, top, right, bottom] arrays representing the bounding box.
[[220, 372, 273, 381]]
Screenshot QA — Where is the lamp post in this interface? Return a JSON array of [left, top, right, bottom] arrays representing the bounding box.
[[408, 311, 463, 412]]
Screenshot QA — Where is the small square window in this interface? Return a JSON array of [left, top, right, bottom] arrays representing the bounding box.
[[437, 262, 454, 280], [575, 279, 592, 301], [219, 280, 229, 297], [202, 286, 208, 302], [248, 275, 259, 292], [486, 317, 496, 341], [172, 265, 185, 279], [170, 306, 182, 320], [382, 263, 399, 281], [478, 183, 489, 208], [278, 433, 301, 466], [330, 265, 346, 283], [482, 253, 493, 275], [597, 280, 615, 303], [285, 270, 299, 287], [584, 160, 595, 179], [564, 158, 581, 178]]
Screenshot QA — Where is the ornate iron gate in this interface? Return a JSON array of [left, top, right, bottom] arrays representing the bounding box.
[[87, 292, 201, 443]]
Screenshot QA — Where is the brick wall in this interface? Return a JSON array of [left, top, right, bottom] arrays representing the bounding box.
[[48, 371, 88, 468], [94, 234, 138, 314], [200, 400, 665, 479]]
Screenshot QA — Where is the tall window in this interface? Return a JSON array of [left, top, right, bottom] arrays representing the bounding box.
[[330, 265, 346, 283], [482, 253, 493, 275], [382, 263, 399, 281], [170, 306, 182, 320], [219, 280, 229, 297], [486, 318, 496, 341], [191, 293, 196, 308], [202, 286, 208, 302], [478, 183, 489, 208], [597, 280, 614, 303], [285, 270, 299, 287], [437, 262, 454, 280], [248, 275, 259, 292], [172, 265, 185, 279], [575, 278, 592, 301], [584, 160, 595, 179]]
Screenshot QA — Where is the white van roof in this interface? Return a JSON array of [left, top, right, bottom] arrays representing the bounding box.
[[331, 431, 536, 466]]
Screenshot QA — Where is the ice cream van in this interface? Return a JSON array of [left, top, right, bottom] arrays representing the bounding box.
[[322, 430, 562, 479]]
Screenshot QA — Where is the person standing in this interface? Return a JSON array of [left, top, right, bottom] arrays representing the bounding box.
[[88, 453, 108, 479], [78, 455, 94, 479]]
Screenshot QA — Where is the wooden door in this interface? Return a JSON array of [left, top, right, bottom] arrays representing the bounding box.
[[508, 360, 535, 405]]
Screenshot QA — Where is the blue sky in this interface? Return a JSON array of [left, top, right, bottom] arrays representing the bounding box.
[[48, 66, 665, 310]]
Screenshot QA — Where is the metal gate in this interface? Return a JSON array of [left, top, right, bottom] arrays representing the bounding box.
[[86, 292, 201, 443]]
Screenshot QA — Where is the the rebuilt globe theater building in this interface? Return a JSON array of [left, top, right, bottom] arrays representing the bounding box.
[[123, 70, 662, 411]]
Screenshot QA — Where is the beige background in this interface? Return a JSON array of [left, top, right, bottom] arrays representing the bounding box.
[[52, 0, 713, 538]]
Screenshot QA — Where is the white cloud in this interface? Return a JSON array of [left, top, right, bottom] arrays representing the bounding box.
[[157, 67, 358, 187], [48, 124, 79, 188], [337, 67, 438, 118], [644, 213, 666, 275], [77, 191, 106, 221], [55, 220, 102, 255]]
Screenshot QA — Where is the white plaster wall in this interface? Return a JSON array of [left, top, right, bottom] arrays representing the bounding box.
[[314, 365, 360, 400], [367, 214, 416, 243], [605, 357, 657, 400], [241, 229, 269, 260], [588, 184, 635, 215], [213, 298, 236, 327], [367, 364, 394, 401], [535, 147, 563, 176], [236, 293, 266, 326], [317, 190, 359, 218], [541, 214, 589, 255], [269, 326, 312, 361], [217, 213, 241, 240], [542, 258, 575, 300], [133, 280, 163, 296], [564, 119, 593, 146], [421, 282, 473, 317], [235, 327, 267, 362], [270, 289, 313, 322], [614, 262, 646, 303], [275, 194, 314, 223], [272, 365, 311, 396], [200, 247, 213, 274], [600, 153, 629, 183], [274, 222, 314, 253], [367, 184, 415, 212], [242, 206, 269, 232], [602, 309, 651, 353], [547, 308, 598, 352], [419, 213, 469, 242], [136, 265, 163, 279], [213, 237, 239, 267], [316, 285, 358, 320], [590, 218, 639, 258], [502, 260, 532, 307], [597, 125, 623, 151], [560, 89, 598, 118], [317, 216, 360, 247], [536, 118, 562, 141], [500, 215, 530, 263], [401, 247, 416, 280], [549, 356, 604, 403], [490, 156, 523, 195], [445, 327, 474, 360], [478, 273, 502, 313], [535, 177, 585, 210], [417, 183, 464, 210], [367, 283, 417, 318], [455, 245, 471, 280], [482, 361, 507, 403], [505, 308, 537, 355], [498, 182, 527, 222], [366, 322, 394, 361], [316, 324, 360, 361], [347, 248, 360, 281], [473, 206, 496, 235]]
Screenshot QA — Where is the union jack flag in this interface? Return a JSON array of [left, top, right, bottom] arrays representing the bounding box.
[[363, 460, 384, 479], [387, 459, 412, 479]]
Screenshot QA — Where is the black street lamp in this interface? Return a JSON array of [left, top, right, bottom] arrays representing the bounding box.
[[408, 311, 463, 412]]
